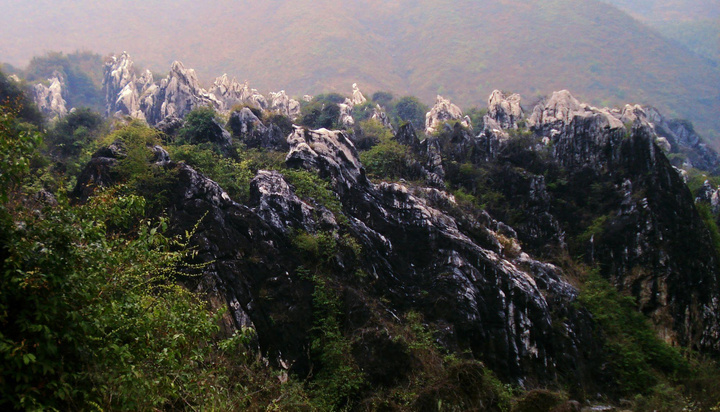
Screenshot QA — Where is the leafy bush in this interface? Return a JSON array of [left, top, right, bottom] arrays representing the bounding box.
[[578, 271, 688, 394], [47, 107, 106, 158], [371, 91, 394, 107], [178, 106, 228, 146], [360, 139, 412, 180], [299, 94, 343, 130], [351, 100, 376, 123], [353, 118, 393, 150], [392, 96, 428, 131], [284, 168, 343, 219], [0, 103, 42, 202]]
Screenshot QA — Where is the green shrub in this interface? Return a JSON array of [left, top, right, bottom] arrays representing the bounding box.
[[360, 139, 412, 180], [392, 96, 428, 131], [578, 271, 688, 394]]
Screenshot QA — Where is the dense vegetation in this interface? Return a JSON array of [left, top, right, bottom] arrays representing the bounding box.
[[2, 75, 720, 411]]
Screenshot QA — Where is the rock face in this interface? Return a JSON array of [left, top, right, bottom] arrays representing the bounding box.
[[227, 107, 288, 151], [524, 90, 720, 351], [102, 52, 152, 119], [425, 95, 471, 135], [486, 90, 523, 130], [351, 83, 366, 105], [630, 105, 720, 173], [529, 90, 626, 168], [371, 104, 393, 131], [86, 60, 720, 391], [695, 180, 720, 214], [208, 75, 268, 111], [141, 61, 224, 125], [33, 71, 67, 121], [268, 90, 300, 119]]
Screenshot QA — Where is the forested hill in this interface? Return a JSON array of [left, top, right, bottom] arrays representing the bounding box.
[[2, 0, 719, 145], [600, 0, 720, 65]]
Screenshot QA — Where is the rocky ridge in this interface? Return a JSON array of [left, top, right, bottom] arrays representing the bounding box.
[[67, 59, 720, 395]]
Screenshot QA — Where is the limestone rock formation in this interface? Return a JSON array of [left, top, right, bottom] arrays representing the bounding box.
[[209, 75, 268, 111], [695, 180, 720, 214], [529, 90, 625, 168], [338, 102, 355, 128], [227, 107, 288, 151], [103, 52, 153, 119], [33, 71, 67, 121], [425, 95, 471, 135], [371, 104, 393, 131], [141, 61, 223, 125], [351, 83, 366, 105], [268, 90, 300, 119], [486, 90, 524, 130]]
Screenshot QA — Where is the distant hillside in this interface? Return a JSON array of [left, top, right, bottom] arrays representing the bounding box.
[[600, 0, 720, 64], [2, 0, 719, 144]]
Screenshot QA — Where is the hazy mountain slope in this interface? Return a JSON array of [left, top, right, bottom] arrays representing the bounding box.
[[601, 0, 720, 64], [2, 0, 719, 143]]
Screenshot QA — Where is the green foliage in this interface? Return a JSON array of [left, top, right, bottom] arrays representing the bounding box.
[[360, 138, 412, 180], [353, 118, 394, 150], [696, 202, 720, 257], [392, 96, 428, 132], [47, 107, 105, 159], [168, 143, 285, 203], [351, 100, 376, 123], [371, 91, 394, 107], [578, 271, 688, 394], [465, 106, 487, 131], [284, 168, 344, 220], [305, 269, 365, 410], [0, 103, 42, 202], [0, 70, 44, 126], [299, 94, 344, 130], [107, 121, 162, 182], [177, 106, 225, 145]]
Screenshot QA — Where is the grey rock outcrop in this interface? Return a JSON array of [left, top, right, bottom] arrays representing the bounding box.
[[529, 90, 625, 168], [486, 90, 524, 130], [209, 75, 268, 111], [425, 95, 471, 135], [286, 127, 365, 196], [103, 52, 154, 120], [351, 83, 367, 105], [227, 107, 288, 151], [371, 104, 394, 131], [695, 180, 720, 214], [249, 170, 337, 234], [268, 90, 300, 119], [282, 125, 600, 383], [338, 102, 355, 128], [141, 61, 223, 125], [33, 71, 67, 121]]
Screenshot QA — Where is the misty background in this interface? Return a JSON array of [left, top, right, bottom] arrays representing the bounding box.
[[1, 0, 719, 143]]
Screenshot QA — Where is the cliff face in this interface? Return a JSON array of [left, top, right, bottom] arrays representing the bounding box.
[[71, 61, 720, 393]]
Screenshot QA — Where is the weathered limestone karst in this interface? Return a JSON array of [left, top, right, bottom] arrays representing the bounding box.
[[33, 71, 67, 121], [351, 83, 366, 105], [425, 95, 471, 135], [268, 90, 301, 119], [486, 90, 524, 130], [141, 61, 223, 125]]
